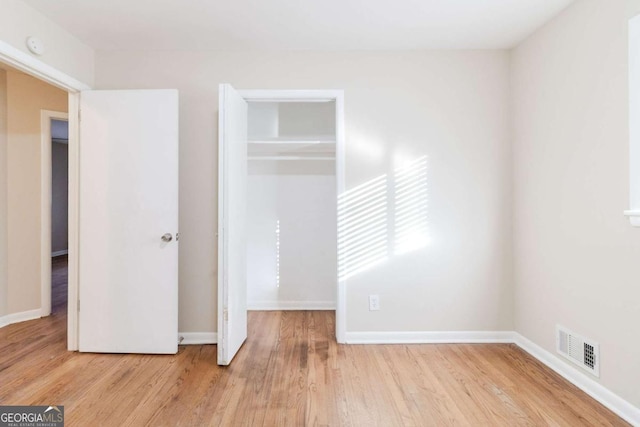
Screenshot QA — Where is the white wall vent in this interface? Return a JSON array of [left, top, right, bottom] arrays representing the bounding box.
[[556, 325, 600, 377]]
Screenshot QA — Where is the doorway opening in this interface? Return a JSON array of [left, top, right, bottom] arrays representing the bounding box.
[[50, 118, 69, 316], [246, 101, 338, 311], [0, 53, 82, 350], [40, 111, 69, 320], [217, 87, 345, 365]]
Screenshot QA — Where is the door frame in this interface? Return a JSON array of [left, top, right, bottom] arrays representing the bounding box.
[[1, 40, 90, 351], [238, 89, 346, 343], [40, 110, 69, 318]]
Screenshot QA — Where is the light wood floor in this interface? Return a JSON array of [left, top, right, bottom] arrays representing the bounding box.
[[0, 260, 628, 426]]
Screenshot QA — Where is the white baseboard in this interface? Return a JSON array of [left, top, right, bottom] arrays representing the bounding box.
[[51, 250, 68, 257], [513, 333, 640, 426], [179, 332, 217, 345], [0, 308, 43, 329], [248, 301, 336, 311], [345, 330, 516, 344]]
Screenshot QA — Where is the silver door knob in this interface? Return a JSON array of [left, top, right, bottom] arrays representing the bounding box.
[[161, 233, 173, 242]]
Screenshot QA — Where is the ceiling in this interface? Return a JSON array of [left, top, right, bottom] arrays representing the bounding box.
[[22, 0, 576, 51]]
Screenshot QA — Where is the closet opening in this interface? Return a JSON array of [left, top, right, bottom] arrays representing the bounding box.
[[246, 100, 338, 312], [217, 87, 345, 365]]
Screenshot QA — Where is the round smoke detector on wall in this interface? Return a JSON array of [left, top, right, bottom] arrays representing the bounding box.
[[26, 36, 45, 56]]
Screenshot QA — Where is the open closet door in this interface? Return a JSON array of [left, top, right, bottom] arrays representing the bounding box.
[[217, 84, 248, 365], [78, 90, 179, 354]]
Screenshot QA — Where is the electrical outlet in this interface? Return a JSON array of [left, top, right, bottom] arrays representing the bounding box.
[[369, 294, 380, 311]]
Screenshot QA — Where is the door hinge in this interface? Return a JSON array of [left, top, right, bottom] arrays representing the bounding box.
[[77, 300, 80, 311]]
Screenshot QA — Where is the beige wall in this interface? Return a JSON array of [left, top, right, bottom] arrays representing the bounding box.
[[0, 0, 92, 317], [512, 0, 640, 408], [96, 50, 513, 334], [6, 71, 67, 313], [0, 70, 7, 318], [0, 0, 94, 86]]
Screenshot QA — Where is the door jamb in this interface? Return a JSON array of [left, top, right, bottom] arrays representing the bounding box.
[[0, 40, 90, 351], [238, 89, 346, 343]]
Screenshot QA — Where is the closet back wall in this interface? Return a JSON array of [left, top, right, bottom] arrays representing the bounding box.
[[247, 162, 336, 310], [95, 50, 512, 334]]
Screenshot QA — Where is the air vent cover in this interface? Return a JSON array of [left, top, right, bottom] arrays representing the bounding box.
[[556, 325, 600, 377]]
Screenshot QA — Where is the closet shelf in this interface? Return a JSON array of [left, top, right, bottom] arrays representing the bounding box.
[[248, 137, 336, 156]]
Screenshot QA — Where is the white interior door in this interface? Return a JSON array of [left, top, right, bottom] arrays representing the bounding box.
[[218, 84, 248, 365], [78, 89, 179, 354]]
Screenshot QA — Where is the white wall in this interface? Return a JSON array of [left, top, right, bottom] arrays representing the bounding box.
[[0, 69, 7, 318], [512, 0, 640, 408], [247, 162, 337, 309], [0, 0, 94, 86], [96, 50, 512, 334]]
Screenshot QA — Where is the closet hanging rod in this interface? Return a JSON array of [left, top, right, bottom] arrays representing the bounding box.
[[248, 139, 335, 144], [248, 156, 335, 161]]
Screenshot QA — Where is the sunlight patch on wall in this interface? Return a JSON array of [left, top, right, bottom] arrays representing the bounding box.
[[394, 156, 428, 255], [337, 156, 428, 281], [338, 174, 389, 280]]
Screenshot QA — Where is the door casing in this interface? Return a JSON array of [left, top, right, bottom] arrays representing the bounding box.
[[40, 110, 69, 318], [226, 89, 346, 344], [0, 40, 89, 350]]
